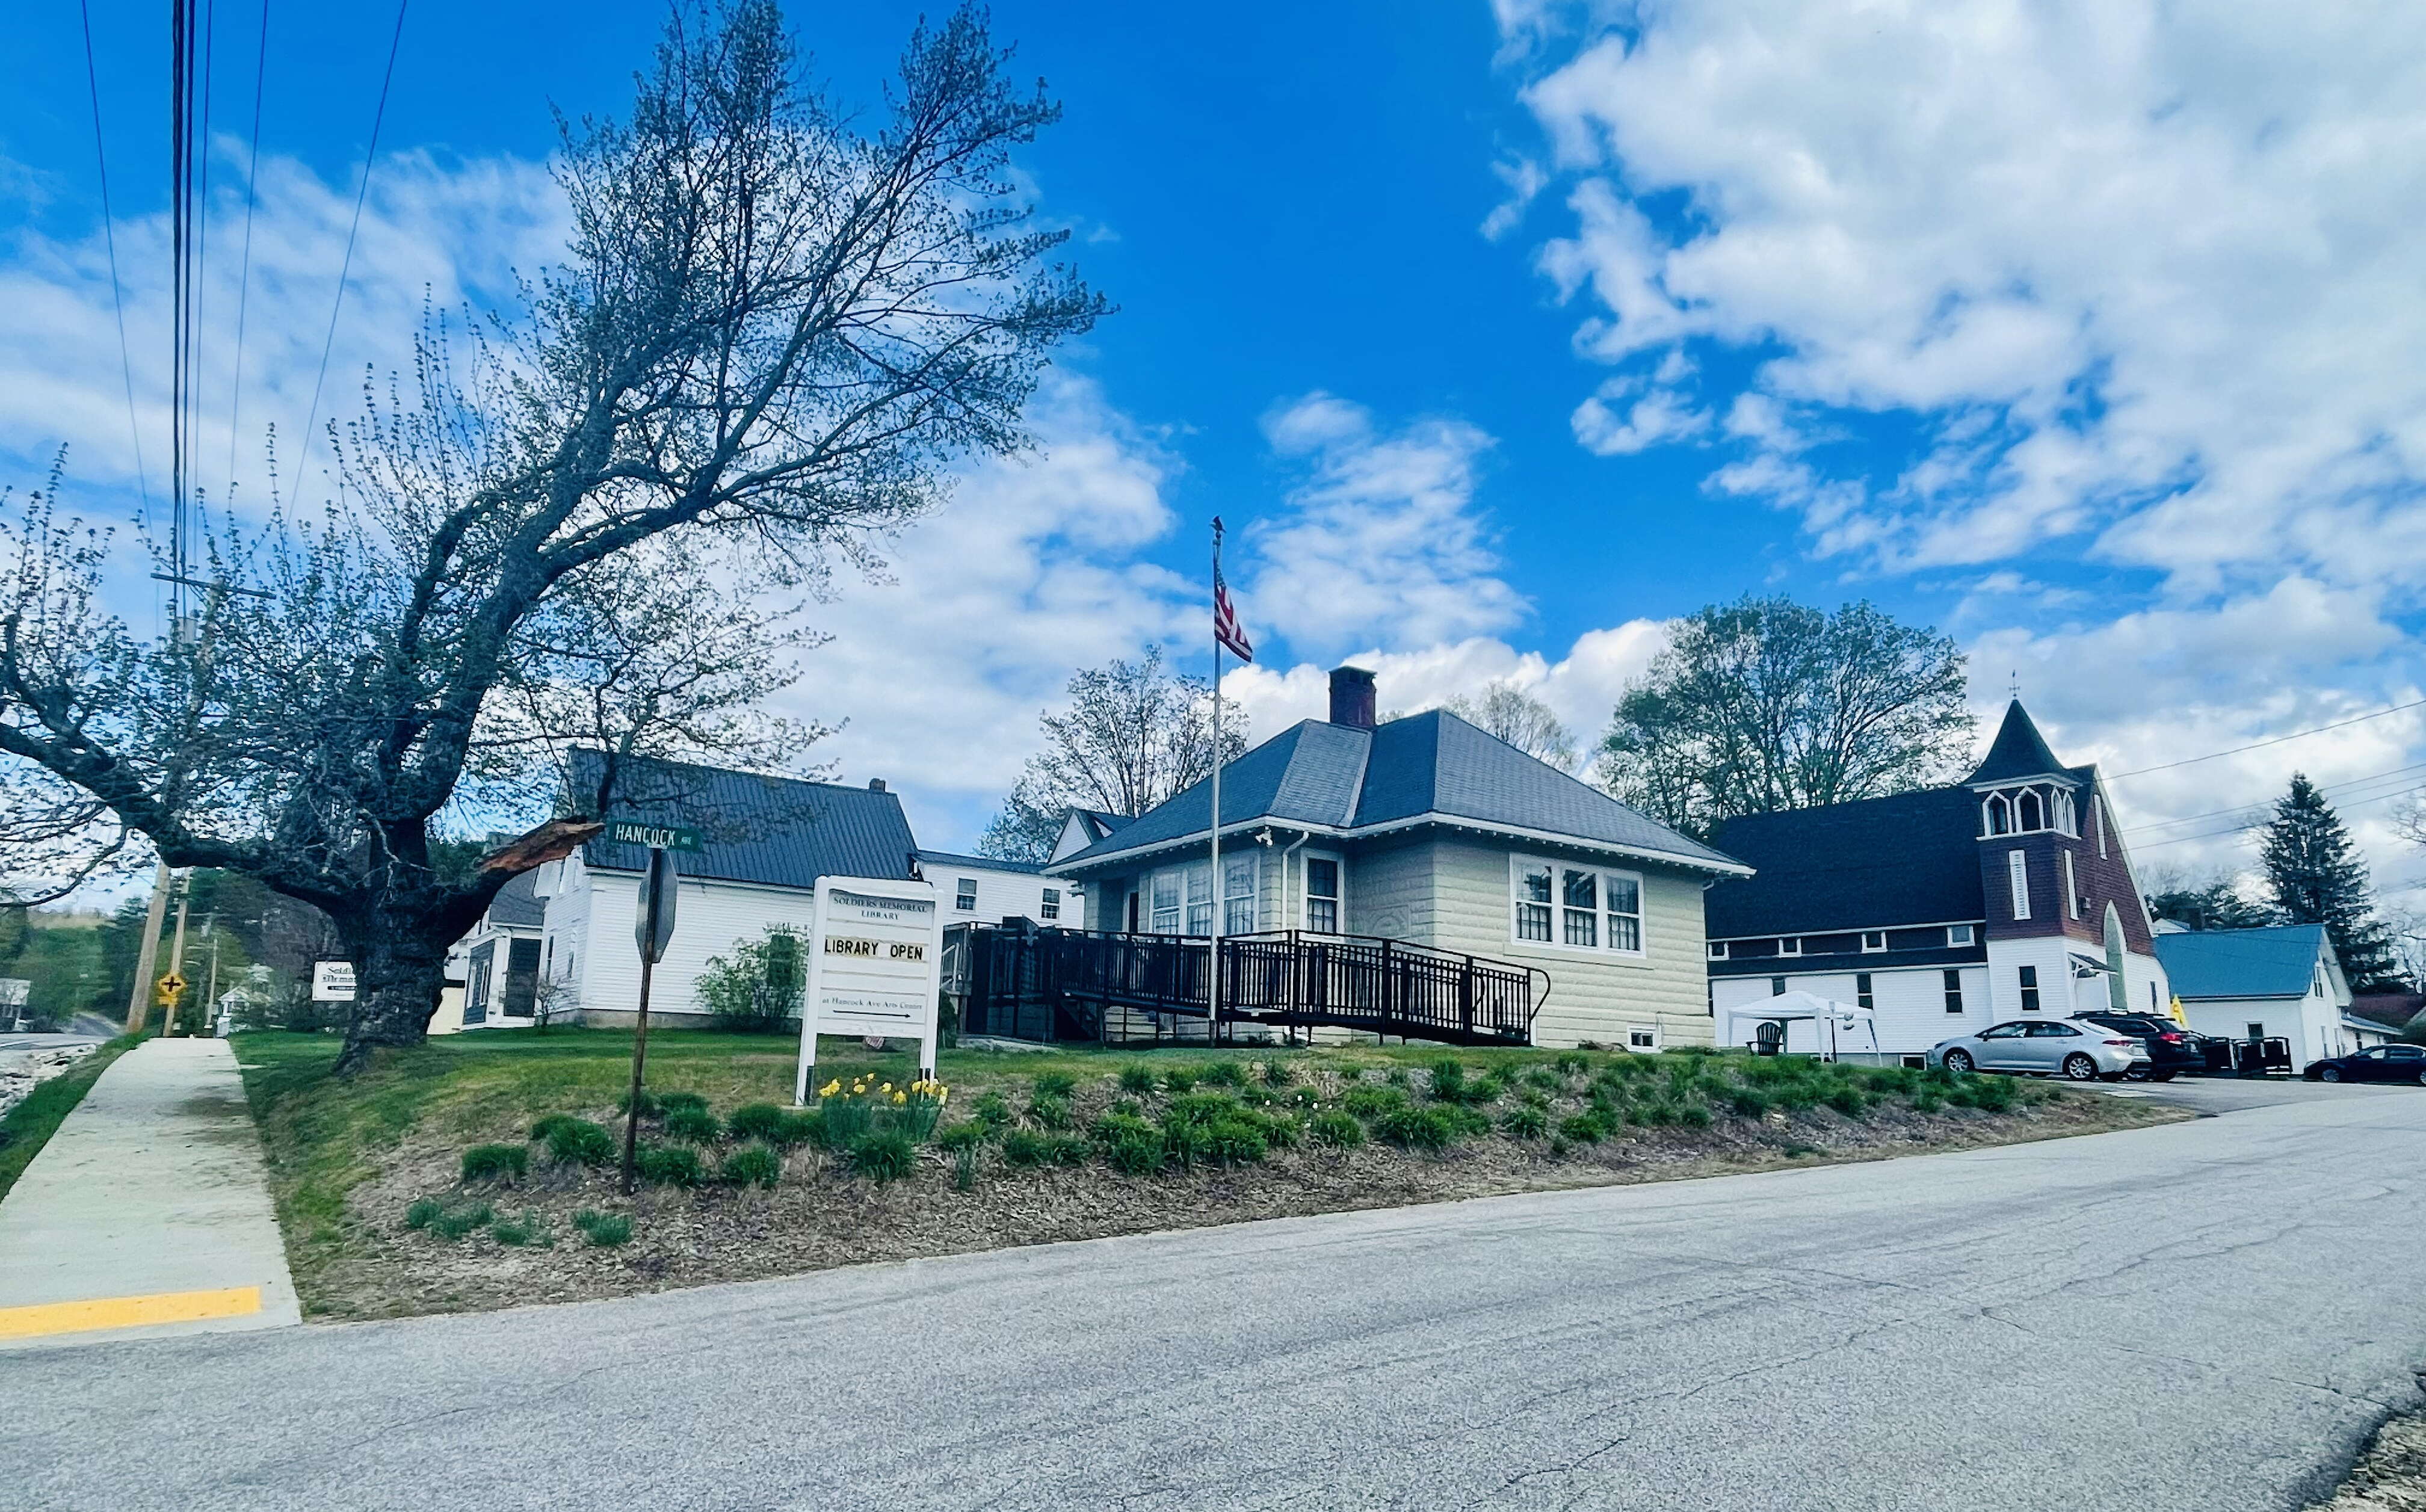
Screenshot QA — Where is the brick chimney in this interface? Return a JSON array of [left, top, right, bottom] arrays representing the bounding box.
[[867, 778, 887, 792], [1328, 665, 1377, 730]]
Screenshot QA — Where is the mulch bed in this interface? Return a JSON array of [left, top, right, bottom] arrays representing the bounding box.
[[305, 1085, 2181, 1321], [2317, 1411, 2426, 1511]]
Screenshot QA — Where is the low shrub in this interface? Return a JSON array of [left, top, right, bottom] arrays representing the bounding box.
[[1522, 1067, 1566, 1094], [1342, 1085, 1409, 1121], [1774, 1082, 1823, 1113], [616, 1088, 662, 1117], [460, 1143, 528, 1183], [491, 1210, 552, 1248], [726, 1103, 790, 1144], [1500, 1105, 1549, 1140], [1093, 1112, 1165, 1176], [403, 1196, 443, 1230], [1261, 1060, 1296, 1087], [430, 1202, 494, 1241], [573, 1209, 632, 1247], [1548, 1134, 1572, 1158], [971, 1091, 1016, 1127], [1205, 1117, 1269, 1166], [1384, 1067, 1413, 1088], [1427, 1059, 1472, 1104], [1027, 1093, 1074, 1131], [1374, 1105, 1459, 1152], [1033, 1070, 1080, 1100], [936, 1120, 990, 1152], [1559, 1112, 1611, 1144], [1552, 1052, 1590, 1076], [528, 1113, 578, 1144], [1117, 1064, 1159, 1096], [772, 1111, 821, 1149], [1000, 1129, 1054, 1168], [636, 1144, 706, 1188], [850, 1131, 918, 1183], [1824, 1085, 1868, 1118], [545, 1118, 616, 1167], [1200, 1059, 1250, 1089], [1258, 1109, 1304, 1149], [1677, 1102, 1714, 1129], [1728, 1087, 1774, 1119], [1911, 1090, 1945, 1114], [656, 1091, 710, 1116], [664, 1107, 724, 1144], [1159, 1117, 1214, 1171], [1165, 1091, 1247, 1128], [1289, 1086, 1321, 1110], [1159, 1066, 1200, 1095], [1309, 1110, 1365, 1148], [720, 1144, 782, 1190], [1239, 1085, 1282, 1108]]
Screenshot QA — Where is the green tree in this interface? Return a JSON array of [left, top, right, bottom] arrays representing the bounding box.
[[2258, 773, 2406, 990], [2145, 875, 2276, 932], [1594, 597, 1974, 837], [694, 927, 808, 1032], [1443, 682, 1576, 768]]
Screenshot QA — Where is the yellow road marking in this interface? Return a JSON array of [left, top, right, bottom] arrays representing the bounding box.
[[0, 1286, 261, 1341]]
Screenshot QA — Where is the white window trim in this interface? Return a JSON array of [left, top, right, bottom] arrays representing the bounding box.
[[1221, 853, 1258, 936], [1948, 924, 1977, 946], [2093, 795, 2107, 857], [1300, 850, 1345, 933], [1039, 886, 1061, 922], [2061, 850, 2080, 919], [1860, 931, 1887, 952], [954, 877, 980, 912], [1779, 937, 1803, 957], [2008, 850, 2031, 921], [1507, 853, 1647, 958], [1626, 1024, 1661, 1051], [1708, 941, 1729, 960]]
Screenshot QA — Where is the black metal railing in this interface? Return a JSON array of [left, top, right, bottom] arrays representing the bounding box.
[[949, 925, 1545, 1048]]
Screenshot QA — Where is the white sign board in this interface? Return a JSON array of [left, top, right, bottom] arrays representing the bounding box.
[[794, 875, 942, 1102], [312, 961, 357, 1002]]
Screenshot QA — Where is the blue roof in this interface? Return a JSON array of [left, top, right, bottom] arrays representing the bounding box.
[[572, 751, 918, 890], [1048, 710, 1743, 875], [2155, 924, 2330, 1000]]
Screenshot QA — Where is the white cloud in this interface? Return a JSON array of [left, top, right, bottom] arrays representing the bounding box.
[[1511, 1, 2426, 591], [1571, 374, 1708, 455], [1480, 156, 1549, 242], [1241, 393, 1525, 658]]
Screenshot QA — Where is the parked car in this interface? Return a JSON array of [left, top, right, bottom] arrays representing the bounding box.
[[2303, 1044, 2426, 1085], [2071, 1010, 2201, 1081], [1929, 1019, 2153, 1081]]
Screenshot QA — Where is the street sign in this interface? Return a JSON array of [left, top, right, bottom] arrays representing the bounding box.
[[158, 972, 188, 998], [794, 876, 943, 1102], [634, 848, 679, 964], [604, 818, 703, 854], [312, 961, 357, 1002]]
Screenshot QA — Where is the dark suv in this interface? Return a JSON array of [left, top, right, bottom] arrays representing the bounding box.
[[2072, 1011, 2202, 1081]]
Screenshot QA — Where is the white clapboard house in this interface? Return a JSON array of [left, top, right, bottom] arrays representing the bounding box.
[[504, 753, 1060, 1029]]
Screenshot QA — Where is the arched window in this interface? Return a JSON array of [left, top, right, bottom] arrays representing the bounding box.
[[1985, 794, 2011, 836], [2017, 789, 2045, 832], [2054, 791, 2073, 834]]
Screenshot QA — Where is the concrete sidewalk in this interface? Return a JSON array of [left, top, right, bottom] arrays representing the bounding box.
[[0, 1038, 299, 1350]]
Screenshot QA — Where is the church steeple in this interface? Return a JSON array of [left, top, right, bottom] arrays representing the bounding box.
[[1966, 699, 2071, 787]]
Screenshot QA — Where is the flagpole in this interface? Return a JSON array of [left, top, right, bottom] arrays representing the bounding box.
[[1209, 517, 1224, 1046]]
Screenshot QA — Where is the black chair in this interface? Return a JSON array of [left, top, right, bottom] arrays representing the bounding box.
[[1753, 1020, 1785, 1058]]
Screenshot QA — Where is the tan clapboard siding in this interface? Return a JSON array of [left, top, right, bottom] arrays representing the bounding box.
[[1368, 836, 1715, 1051]]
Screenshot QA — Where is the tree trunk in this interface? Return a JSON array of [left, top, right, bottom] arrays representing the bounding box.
[[333, 912, 456, 1076]]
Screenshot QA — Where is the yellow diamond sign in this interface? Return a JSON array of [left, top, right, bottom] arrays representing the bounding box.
[[156, 972, 187, 1002]]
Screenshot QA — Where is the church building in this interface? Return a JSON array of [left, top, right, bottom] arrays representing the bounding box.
[[1702, 700, 2172, 1057]]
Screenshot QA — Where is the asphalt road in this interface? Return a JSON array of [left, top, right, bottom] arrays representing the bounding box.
[[5, 1090, 2423, 1512]]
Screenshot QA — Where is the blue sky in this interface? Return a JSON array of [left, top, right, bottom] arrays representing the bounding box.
[[5, 1, 2424, 904]]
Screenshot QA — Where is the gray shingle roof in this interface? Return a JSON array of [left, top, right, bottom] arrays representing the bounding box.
[[916, 849, 1043, 875], [484, 869, 546, 928], [571, 751, 918, 890], [1048, 710, 1742, 874], [1706, 786, 1988, 937], [1968, 700, 2072, 785]]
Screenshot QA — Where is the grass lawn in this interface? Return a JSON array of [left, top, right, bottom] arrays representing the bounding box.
[[233, 1026, 2188, 1320], [0, 1034, 141, 1202]]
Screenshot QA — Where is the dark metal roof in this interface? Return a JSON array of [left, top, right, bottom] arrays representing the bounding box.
[[2155, 924, 2331, 1000], [1706, 786, 1989, 937], [1968, 700, 2073, 785], [1049, 710, 1742, 875], [916, 849, 1043, 875], [484, 868, 546, 928], [2349, 993, 2424, 1032], [571, 751, 918, 889]]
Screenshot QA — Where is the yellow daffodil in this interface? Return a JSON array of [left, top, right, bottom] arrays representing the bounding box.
[[818, 1079, 841, 1098], [893, 1091, 908, 1105], [880, 1082, 892, 1093]]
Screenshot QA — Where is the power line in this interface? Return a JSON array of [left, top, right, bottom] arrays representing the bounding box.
[[2122, 761, 2426, 836], [2106, 699, 2426, 780], [227, 0, 268, 492], [295, 0, 408, 491], [77, 0, 152, 516], [2131, 782, 2424, 851], [170, 0, 193, 622]]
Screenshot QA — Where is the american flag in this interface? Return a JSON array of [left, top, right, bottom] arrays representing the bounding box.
[[1214, 560, 1253, 663]]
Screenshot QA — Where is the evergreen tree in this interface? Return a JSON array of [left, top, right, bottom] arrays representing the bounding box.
[[2258, 773, 2407, 990]]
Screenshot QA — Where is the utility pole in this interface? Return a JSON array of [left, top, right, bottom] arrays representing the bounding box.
[[125, 863, 173, 1034], [165, 884, 192, 1036]]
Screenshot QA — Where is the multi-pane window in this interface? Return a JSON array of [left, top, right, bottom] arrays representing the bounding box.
[[1628, 1027, 1658, 1050], [1304, 857, 1341, 934], [1150, 871, 1181, 934], [1515, 863, 1553, 942], [1510, 856, 1644, 954], [1943, 969, 1965, 1014], [1223, 855, 1256, 935], [1856, 972, 1874, 1011], [2008, 850, 2031, 920], [2019, 964, 2041, 1013], [955, 878, 979, 912], [1039, 887, 1060, 921], [1185, 865, 1214, 936], [1562, 869, 1599, 946]]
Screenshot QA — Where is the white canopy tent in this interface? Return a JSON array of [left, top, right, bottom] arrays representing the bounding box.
[[1716, 989, 1881, 1061]]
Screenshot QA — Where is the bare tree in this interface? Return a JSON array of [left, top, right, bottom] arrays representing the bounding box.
[[0, 4, 1101, 1072], [980, 647, 1244, 863], [1443, 681, 1576, 768], [1595, 596, 1974, 838]]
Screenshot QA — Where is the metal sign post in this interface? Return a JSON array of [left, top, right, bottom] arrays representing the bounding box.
[[794, 877, 943, 1104], [621, 845, 681, 1194]]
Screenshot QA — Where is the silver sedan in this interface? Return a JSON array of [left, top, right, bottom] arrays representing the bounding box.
[[1930, 1018, 2152, 1081]]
